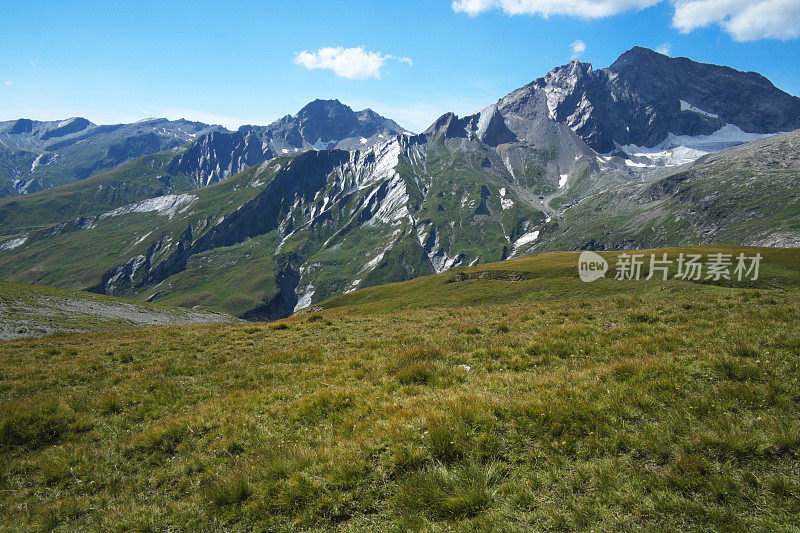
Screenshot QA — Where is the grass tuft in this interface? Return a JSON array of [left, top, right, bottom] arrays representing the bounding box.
[[396, 463, 493, 520], [0, 402, 74, 449], [208, 475, 252, 507]]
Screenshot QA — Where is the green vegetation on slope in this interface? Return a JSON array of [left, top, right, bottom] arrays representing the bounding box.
[[0, 160, 286, 315], [1, 246, 799, 530], [539, 131, 800, 252], [0, 151, 182, 234], [322, 245, 800, 313]]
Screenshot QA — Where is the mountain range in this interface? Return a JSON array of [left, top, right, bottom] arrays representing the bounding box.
[[1, 47, 798, 319], [0, 100, 406, 198]]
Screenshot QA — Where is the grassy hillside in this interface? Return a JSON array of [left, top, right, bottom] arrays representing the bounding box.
[[322, 245, 800, 313], [0, 281, 238, 340], [0, 160, 284, 316], [1, 246, 799, 531], [0, 151, 183, 234]]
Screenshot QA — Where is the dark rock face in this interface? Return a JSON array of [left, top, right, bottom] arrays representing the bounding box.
[[608, 47, 800, 136], [421, 46, 800, 158], [270, 99, 407, 148], [296, 99, 361, 142], [498, 47, 800, 152], [9, 119, 33, 135]]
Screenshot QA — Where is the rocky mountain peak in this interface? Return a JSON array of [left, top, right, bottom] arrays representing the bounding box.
[[296, 99, 360, 143], [489, 47, 800, 154], [609, 45, 666, 69]]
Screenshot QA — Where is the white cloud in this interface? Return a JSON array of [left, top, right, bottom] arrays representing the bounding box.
[[3, 81, 12, 87], [672, 0, 800, 41], [452, 0, 660, 18], [656, 42, 672, 55], [29, 60, 39, 67], [453, 0, 800, 41], [294, 46, 412, 80], [570, 39, 587, 57]]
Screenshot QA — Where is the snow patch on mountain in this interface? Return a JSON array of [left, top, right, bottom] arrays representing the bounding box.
[[100, 194, 198, 220], [0, 234, 28, 251], [499, 188, 514, 210], [619, 125, 778, 167], [311, 137, 335, 151], [679, 100, 719, 119], [509, 229, 540, 258], [294, 285, 315, 312]]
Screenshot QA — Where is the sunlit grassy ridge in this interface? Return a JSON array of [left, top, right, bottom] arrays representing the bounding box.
[[1, 246, 799, 531], [322, 245, 800, 313]]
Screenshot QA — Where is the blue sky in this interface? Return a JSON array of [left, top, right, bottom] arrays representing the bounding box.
[[1, 0, 799, 132]]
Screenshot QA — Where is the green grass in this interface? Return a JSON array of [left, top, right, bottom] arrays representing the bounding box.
[[322, 245, 800, 313], [539, 141, 800, 253], [1, 247, 799, 530]]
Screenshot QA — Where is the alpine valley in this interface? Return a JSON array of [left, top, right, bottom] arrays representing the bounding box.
[[1, 47, 799, 319]]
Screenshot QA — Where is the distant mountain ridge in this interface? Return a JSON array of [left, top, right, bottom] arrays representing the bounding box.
[[168, 99, 408, 187], [0, 100, 407, 196], [0, 117, 221, 196]]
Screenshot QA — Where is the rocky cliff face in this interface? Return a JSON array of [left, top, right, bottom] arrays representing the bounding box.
[[167, 129, 273, 188], [0, 101, 407, 197]]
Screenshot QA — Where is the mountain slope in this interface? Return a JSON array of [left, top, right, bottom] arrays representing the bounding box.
[[167, 99, 408, 188], [0, 100, 405, 200], [0, 157, 290, 314], [1, 123, 797, 319], [0, 101, 408, 235], [0, 117, 221, 197], [534, 129, 800, 252], [320, 245, 800, 313]]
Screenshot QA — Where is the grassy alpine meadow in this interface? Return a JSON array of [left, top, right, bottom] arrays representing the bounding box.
[[1, 247, 800, 531]]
